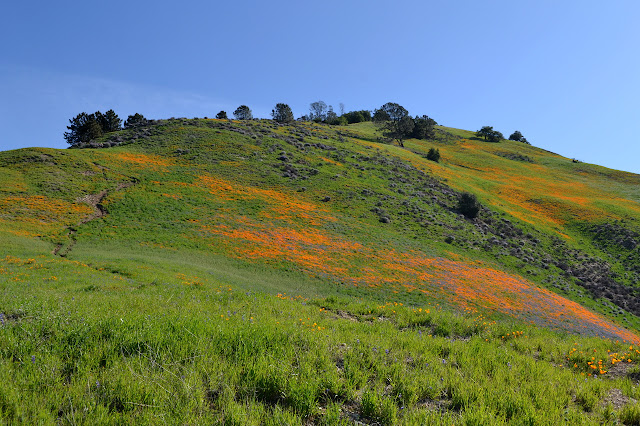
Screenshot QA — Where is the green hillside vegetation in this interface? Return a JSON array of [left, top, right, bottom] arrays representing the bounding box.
[[2, 116, 640, 424]]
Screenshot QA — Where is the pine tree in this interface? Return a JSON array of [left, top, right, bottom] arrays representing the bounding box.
[[102, 110, 122, 132], [64, 112, 103, 146], [271, 103, 294, 123], [233, 105, 253, 120], [124, 113, 148, 129]]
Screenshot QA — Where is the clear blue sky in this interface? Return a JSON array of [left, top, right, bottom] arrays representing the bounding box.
[[1, 1, 639, 173]]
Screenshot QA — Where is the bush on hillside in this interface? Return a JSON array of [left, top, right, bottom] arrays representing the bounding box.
[[343, 110, 371, 124], [426, 147, 440, 162], [215, 111, 228, 119], [326, 115, 348, 126], [458, 192, 480, 218]]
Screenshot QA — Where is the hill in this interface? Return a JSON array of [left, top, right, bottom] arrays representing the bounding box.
[[2, 118, 640, 424]]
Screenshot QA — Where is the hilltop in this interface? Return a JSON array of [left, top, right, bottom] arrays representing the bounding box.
[[2, 117, 640, 424]]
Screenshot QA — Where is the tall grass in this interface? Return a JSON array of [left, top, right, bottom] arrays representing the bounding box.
[[1, 255, 639, 423]]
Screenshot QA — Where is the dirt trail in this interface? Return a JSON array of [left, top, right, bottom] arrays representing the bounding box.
[[53, 181, 136, 257]]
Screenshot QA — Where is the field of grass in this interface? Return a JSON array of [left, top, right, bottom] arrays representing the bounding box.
[[3, 251, 640, 424], [2, 117, 640, 423]]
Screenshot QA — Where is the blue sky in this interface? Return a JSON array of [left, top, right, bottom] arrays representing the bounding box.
[[1, 1, 639, 173]]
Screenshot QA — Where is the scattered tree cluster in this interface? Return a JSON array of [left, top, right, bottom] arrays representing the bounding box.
[[64, 100, 531, 159], [300, 101, 344, 125], [372, 102, 438, 147], [297, 101, 372, 125], [64, 110, 123, 146], [64, 111, 150, 146], [224, 101, 439, 142], [475, 127, 529, 144]]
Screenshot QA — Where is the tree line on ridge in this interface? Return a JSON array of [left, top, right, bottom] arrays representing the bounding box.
[[64, 102, 528, 150]]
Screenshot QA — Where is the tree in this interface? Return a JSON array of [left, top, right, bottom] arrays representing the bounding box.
[[476, 126, 493, 141], [374, 102, 408, 123], [233, 105, 252, 120], [476, 126, 503, 142], [458, 192, 480, 218], [326, 115, 348, 125], [215, 111, 228, 119], [100, 109, 122, 133], [509, 130, 529, 144], [344, 110, 371, 124], [411, 115, 437, 140], [378, 115, 414, 147], [426, 147, 440, 162], [85, 117, 104, 141], [271, 103, 294, 123], [489, 130, 504, 142], [508, 130, 523, 141], [64, 112, 103, 146], [124, 113, 148, 129], [309, 101, 328, 122], [372, 108, 390, 122], [326, 106, 337, 122], [374, 102, 413, 147]]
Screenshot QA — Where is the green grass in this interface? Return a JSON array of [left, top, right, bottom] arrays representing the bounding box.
[[2, 253, 640, 424], [2, 117, 640, 423]]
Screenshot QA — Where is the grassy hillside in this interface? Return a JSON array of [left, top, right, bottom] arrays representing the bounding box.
[[2, 118, 640, 424]]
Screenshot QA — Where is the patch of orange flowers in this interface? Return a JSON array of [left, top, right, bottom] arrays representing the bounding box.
[[115, 152, 174, 170]]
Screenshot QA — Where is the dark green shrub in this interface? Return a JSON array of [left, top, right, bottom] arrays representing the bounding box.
[[326, 115, 348, 126], [458, 192, 480, 218], [344, 110, 371, 123], [426, 148, 440, 162]]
